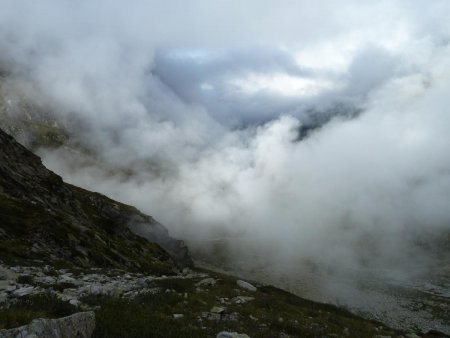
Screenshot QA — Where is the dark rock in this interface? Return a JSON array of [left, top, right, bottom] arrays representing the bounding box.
[[128, 216, 193, 267], [0, 128, 191, 271]]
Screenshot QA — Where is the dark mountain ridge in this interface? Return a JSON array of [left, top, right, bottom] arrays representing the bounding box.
[[0, 127, 191, 272]]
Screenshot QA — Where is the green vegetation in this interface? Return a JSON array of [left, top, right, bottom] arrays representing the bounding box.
[[78, 274, 404, 338], [85, 295, 206, 338], [1, 268, 443, 337], [0, 294, 77, 330], [0, 180, 175, 276], [1, 124, 444, 337]]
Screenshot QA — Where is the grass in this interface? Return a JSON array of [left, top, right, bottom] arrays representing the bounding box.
[[0, 125, 441, 337], [77, 271, 405, 338], [0, 186, 176, 276], [28, 122, 68, 149], [154, 277, 196, 292], [0, 129, 179, 276], [0, 294, 77, 330], [90, 297, 206, 338], [0, 266, 430, 337]]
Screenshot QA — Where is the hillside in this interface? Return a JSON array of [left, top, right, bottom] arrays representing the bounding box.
[[0, 127, 191, 272], [1, 127, 448, 337]]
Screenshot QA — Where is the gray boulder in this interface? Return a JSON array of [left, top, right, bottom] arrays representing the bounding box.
[[232, 296, 255, 304], [12, 287, 34, 297], [0, 311, 95, 338], [217, 332, 250, 338], [236, 280, 257, 292], [195, 278, 216, 287]]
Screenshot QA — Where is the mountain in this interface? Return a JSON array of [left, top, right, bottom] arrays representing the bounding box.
[[1, 73, 448, 337], [1, 121, 448, 337], [0, 127, 191, 272]]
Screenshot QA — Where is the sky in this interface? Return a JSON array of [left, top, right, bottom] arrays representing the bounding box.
[[1, 0, 450, 292]]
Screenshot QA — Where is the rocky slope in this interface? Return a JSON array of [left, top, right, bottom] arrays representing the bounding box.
[[1, 127, 449, 338], [0, 77, 69, 151], [0, 127, 191, 271], [3, 263, 444, 338], [0, 310, 95, 338], [1, 75, 449, 337]]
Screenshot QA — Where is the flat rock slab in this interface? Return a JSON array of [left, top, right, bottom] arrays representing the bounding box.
[[210, 306, 226, 314], [12, 286, 34, 297], [217, 332, 250, 338]]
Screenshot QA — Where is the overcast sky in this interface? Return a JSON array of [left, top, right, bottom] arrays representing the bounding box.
[[2, 0, 448, 127]]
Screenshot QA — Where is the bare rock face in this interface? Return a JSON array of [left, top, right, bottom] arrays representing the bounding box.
[[0, 127, 191, 271], [0, 311, 95, 338], [128, 218, 192, 267]]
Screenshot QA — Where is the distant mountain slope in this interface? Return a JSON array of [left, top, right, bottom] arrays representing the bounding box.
[[0, 127, 191, 272], [0, 77, 69, 150]]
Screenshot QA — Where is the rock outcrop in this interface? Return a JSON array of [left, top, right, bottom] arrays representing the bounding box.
[[0, 261, 436, 338], [128, 218, 192, 267], [0, 80, 68, 150], [0, 312, 95, 338], [0, 128, 191, 271]]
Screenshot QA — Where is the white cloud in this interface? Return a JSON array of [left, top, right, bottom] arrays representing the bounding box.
[[227, 73, 335, 97]]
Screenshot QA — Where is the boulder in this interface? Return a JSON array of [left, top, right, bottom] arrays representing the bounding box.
[[195, 278, 216, 287], [216, 332, 250, 338], [210, 306, 226, 314], [0, 311, 95, 338], [12, 286, 34, 297], [232, 296, 254, 304], [236, 280, 257, 292]]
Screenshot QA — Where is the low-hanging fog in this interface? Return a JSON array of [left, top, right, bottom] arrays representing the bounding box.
[[1, 0, 450, 296]]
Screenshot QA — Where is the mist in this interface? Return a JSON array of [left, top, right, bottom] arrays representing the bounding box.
[[1, 0, 450, 306]]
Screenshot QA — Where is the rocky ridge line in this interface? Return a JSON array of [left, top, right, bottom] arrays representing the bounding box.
[[0, 127, 191, 271]]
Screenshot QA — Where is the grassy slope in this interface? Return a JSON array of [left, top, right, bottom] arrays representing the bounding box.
[[0, 190, 175, 275], [1, 268, 425, 338]]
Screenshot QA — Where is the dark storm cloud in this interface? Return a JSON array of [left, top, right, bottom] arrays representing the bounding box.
[[152, 45, 401, 127]]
